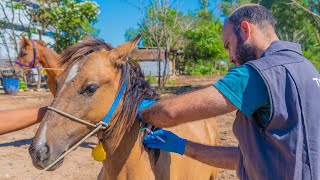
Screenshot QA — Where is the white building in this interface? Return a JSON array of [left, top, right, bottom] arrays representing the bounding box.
[[0, 0, 55, 68], [131, 47, 172, 76]]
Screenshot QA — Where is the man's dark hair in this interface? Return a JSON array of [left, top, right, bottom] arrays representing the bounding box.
[[228, 4, 276, 35]]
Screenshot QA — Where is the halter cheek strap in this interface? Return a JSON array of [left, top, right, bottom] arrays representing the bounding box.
[[102, 81, 127, 123]]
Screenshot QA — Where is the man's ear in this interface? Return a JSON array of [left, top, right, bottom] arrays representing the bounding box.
[[240, 21, 251, 41], [82, 33, 94, 42], [20, 36, 31, 47], [107, 34, 141, 65]]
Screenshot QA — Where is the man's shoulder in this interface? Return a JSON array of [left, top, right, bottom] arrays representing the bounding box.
[[228, 64, 260, 76], [228, 64, 252, 71], [247, 45, 306, 71], [214, 64, 269, 117]]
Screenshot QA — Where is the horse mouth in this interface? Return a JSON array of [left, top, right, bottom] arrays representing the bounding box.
[[32, 151, 66, 171], [46, 150, 67, 171], [46, 156, 65, 171]]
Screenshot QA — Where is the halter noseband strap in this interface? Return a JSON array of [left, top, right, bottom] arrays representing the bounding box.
[[15, 40, 41, 68], [47, 81, 128, 129]]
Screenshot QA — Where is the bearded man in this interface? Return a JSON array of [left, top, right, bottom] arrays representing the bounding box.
[[139, 4, 320, 180]]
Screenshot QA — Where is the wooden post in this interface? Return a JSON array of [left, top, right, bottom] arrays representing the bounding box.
[[37, 67, 41, 90]]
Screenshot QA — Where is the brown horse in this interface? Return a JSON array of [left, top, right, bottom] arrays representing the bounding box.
[[29, 35, 220, 179], [14, 36, 61, 95]]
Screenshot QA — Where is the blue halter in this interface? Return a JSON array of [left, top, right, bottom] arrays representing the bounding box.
[[101, 81, 127, 124]]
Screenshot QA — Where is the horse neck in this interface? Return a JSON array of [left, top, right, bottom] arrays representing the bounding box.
[[37, 46, 61, 78], [101, 119, 155, 178]]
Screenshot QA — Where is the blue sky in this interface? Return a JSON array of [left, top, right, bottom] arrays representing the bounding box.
[[92, 0, 223, 46]]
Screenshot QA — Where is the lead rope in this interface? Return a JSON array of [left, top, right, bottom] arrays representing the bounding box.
[[46, 107, 104, 129], [39, 67, 65, 71]]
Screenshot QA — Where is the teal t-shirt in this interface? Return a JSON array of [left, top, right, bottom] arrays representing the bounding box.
[[213, 65, 271, 124]]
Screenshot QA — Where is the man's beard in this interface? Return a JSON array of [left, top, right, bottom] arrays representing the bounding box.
[[235, 34, 258, 65]]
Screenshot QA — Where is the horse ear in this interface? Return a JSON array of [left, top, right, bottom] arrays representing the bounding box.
[[20, 36, 31, 47], [82, 33, 94, 42], [108, 34, 141, 64]]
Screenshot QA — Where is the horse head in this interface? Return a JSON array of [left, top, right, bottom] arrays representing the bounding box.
[[29, 35, 157, 170], [14, 36, 47, 77]]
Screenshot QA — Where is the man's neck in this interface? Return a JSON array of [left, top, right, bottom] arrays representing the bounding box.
[[255, 35, 279, 58]]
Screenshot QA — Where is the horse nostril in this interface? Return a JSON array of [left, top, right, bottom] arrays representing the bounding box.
[[39, 144, 50, 162], [39, 144, 49, 153], [29, 143, 50, 164]]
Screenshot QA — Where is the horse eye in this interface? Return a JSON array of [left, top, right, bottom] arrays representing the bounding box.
[[83, 84, 99, 96]]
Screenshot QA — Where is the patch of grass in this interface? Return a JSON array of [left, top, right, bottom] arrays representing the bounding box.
[[166, 79, 175, 85], [19, 80, 27, 90], [145, 76, 157, 84]]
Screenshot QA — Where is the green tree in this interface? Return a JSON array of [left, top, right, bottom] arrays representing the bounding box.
[[124, 27, 140, 42], [0, 0, 99, 68], [49, 0, 99, 52], [30, 0, 99, 53], [220, 0, 251, 16], [137, 0, 196, 88], [184, 19, 228, 75], [183, 0, 228, 75], [197, 0, 214, 21], [0, 0, 35, 65]]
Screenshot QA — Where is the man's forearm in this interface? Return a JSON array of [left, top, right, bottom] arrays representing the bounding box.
[[141, 86, 236, 127], [0, 107, 47, 135], [184, 141, 240, 170]]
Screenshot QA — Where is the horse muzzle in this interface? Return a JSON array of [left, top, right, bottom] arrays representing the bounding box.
[[12, 65, 24, 77], [29, 140, 65, 171]]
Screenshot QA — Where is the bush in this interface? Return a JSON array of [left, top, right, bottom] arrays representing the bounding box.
[[303, 50, 320, 72], [145, 76, 156, 84], [19, 80, 27, 90], [184, 60, 229, 75], [166, 79, 175, 85]]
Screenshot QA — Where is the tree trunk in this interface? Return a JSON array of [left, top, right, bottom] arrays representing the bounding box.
[[161, 48, 169, 89], [157, 48, 161, 89]]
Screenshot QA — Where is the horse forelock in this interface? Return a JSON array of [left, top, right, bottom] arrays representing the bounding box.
[[59, 39, 113, 67]]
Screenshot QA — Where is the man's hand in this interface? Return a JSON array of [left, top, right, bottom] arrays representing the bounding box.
[[137, 99, 157, 122], [143, 129, 187, 155]]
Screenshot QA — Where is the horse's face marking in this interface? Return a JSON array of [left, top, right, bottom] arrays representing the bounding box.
[[61, 62, 79, 92]]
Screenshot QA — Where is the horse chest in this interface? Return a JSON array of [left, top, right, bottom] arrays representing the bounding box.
[[101, 157, 156, 180]]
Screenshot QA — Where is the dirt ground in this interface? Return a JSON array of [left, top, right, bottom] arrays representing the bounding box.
[[0, 76, 238, 180]]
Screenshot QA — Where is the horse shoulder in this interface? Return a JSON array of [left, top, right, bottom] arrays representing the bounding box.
[[164, 118, 219, 179]]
